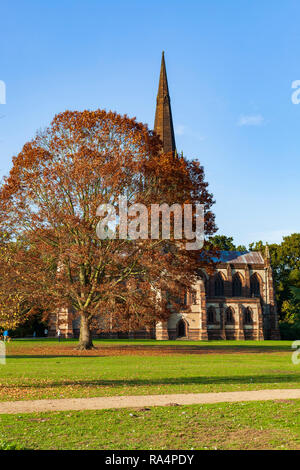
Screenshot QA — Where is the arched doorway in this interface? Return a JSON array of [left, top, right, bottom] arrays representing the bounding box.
[[177, 319, 187, 338]]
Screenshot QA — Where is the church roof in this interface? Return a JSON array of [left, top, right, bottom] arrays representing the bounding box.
[[212, 251, 265, 265], [154, 52, 176, 154]]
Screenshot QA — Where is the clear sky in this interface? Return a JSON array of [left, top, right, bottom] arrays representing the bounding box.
[[1, 0, 299, 247]]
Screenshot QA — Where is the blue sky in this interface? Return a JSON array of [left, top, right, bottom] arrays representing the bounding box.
[[0, 0, 299, 247]]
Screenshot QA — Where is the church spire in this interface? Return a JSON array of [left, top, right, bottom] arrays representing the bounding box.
[[154, 51, 176, 154]]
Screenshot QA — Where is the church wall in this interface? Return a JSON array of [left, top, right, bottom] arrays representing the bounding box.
[[49, 254, 279, 341]]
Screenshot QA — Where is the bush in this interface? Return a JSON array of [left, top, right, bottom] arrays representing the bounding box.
[[279, 322, 300, 340]]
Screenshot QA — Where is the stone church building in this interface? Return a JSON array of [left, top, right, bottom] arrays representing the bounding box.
[[49, 53, 280, 340]]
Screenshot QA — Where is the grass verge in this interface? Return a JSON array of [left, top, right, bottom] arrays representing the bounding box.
[[0, 399, 300, 450]]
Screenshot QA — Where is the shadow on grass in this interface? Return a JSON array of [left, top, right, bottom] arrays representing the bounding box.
[[5, 355, 108, 359], [5, 374, 300, 389]]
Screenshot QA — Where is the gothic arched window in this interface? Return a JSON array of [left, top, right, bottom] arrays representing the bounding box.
[[250, 274, 260, 297], [214, 273, 224, 297], [183, 289, 188, 306], [244, 307, 253, 324], [225, 307, 235, 325], [232, 273, 242, 297], [207, 307, 216, 324]]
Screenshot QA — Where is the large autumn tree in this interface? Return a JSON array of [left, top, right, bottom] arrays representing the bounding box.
[[0, 110, 216, 349], [0, 235, 30, 330]]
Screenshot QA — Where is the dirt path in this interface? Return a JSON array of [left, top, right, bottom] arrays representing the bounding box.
[[0, 389, 300, 414]]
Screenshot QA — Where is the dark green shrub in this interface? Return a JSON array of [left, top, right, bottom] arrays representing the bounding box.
[[279, 322, 300, 340]]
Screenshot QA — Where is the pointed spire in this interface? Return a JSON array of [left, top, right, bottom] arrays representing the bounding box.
[[154, 51, 176, 154]]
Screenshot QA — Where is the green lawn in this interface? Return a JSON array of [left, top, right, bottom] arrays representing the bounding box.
[[0, 339, 300, 450], [0, 339, 299, 401], [1, 400, 300, 450]]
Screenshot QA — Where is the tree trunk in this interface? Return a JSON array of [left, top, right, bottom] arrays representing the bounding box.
[[78, 314, 94, 350]]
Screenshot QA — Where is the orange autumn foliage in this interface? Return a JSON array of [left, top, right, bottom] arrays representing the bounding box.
[[0, 110, 217, 348]]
